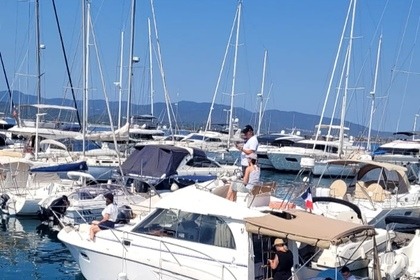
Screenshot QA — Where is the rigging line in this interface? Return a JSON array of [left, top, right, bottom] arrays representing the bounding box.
[[90, 14, 124, 177], [390, 0, 414, 79], [51, 0, 82, 129], [314, 0, 353, 147], [395, 14, 420, 132], [150, 0, 176, 136], [368, 2, 414, 134], [0, 52, 16, 112], [205, 4, 239, 132]]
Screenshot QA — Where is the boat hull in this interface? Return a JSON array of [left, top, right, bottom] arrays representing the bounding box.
[[59, 226, 248, 280]]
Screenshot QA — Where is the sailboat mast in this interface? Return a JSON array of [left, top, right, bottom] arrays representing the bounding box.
[[313, 0, 353, 151], [367, 35, 382, 152], [257, 50, 267, 135], [82, 0, 91, 155], [148, 18, 154, 116], [228, 1, 242, 147], [117, 31, 124, 129], [126, 0, 136, 125], [35, 0, 41, 105], [204, 9, 238, 132], [150, 0, 174, 136], [339, 0, 357, 157]]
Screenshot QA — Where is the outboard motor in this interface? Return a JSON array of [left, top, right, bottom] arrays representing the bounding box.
[[38, 195, 69, 227], [0, 194, 10, 215], [116, 205, 135, 224], [132, 180, 151, 193]]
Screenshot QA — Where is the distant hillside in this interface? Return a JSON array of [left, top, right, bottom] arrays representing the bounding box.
[[0, 90, 393, 138]]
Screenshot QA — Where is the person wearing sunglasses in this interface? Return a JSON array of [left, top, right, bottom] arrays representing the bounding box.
[[268, 238, 293, 280]]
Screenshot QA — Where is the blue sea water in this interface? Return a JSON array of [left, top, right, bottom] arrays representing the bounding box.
[[0, 216, 84, 280], [0, 171, 332, 280]]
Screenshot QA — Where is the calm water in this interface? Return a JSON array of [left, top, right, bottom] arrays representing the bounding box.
[[0, 171, 333, 280], [0, 216, 85, 280]]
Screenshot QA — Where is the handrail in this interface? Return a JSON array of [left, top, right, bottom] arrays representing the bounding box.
[[106, 229, 238, 279]]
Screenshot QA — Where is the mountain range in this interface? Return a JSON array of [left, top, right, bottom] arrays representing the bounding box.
[[0, 90, 394, 139]]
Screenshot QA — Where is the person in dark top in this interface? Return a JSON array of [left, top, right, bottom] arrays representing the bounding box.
[[268, 238, 294, 280]]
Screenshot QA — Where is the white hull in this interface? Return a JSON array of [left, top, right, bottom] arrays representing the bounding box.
[[7, 195, 41, 216], [313, 190, 420, 230], [59, 224, 248, 280], [267, 149, 326, 172], [313, 161, 359, 177]]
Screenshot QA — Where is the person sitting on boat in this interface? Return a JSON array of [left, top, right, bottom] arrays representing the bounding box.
[[226, 152, 260, 201], [235, 125, 259, 175], [340, 265, 356, 280], [89, 192, 118, 241], [268, 238, 294, 280]]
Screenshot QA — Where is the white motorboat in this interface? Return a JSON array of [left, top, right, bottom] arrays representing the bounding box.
[[312, 160, 420, 230], [256, 131, 304, 170], [8, 104, 81, 141], [58, 184, 380, 280], [38, 182, 147, 226], [0, 159, 89, 216], [267, 135, 365, 175], [372, 136, 420, 181], [128, 115, 165, 141]]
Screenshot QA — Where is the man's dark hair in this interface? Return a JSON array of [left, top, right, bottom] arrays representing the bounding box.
[[340, 266, 351, 273]]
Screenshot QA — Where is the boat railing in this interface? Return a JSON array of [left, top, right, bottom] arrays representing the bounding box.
[[60, 218, 239, 279], [114, 229, 238, 279]]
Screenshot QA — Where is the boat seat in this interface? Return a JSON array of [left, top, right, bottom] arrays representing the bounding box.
[[177, 220, 199, 241], [367, 183, 390, 202], [354, 181, 370, 199], [250, 181, 276, 196], [329, 179, 347, 199], [198, 226, 215, 245], [240, 181, 276, 208]]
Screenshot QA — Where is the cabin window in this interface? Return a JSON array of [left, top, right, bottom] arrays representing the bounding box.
[[207, 138, 222, 143], [132, 209, 236, 249], [186, 157, 219, 168]]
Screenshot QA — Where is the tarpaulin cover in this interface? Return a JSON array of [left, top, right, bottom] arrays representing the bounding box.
[[121, 145, 190, 178]]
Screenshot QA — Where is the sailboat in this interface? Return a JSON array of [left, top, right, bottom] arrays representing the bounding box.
[[268, 0, 370, 177], [7, 0, 82, 151]]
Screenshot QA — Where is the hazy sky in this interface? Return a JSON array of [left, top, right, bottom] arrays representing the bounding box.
[[1, 0, 419, 133]]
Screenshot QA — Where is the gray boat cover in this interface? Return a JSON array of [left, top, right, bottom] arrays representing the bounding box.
[[121, 145, 190, 178]]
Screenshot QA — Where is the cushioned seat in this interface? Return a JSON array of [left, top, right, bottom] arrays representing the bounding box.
[[329, 179, 347, 199], [367, 183, 390, 202], [354, 181, 370, 199]]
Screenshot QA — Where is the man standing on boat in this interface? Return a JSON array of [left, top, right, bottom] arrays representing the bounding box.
[[236, 125, 259, 174]]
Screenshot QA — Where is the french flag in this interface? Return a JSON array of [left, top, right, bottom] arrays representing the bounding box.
[[300, 187, 313, 211]]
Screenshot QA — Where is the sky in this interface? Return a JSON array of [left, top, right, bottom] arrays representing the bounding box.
[[0, 0, 420, 133]]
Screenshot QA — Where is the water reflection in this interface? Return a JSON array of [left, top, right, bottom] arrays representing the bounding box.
[[0, 216, 85, 280]]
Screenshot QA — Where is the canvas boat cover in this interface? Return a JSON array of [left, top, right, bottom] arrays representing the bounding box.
[[245, 209, 376, 249], [321, 159, 410, 193], [121, 145, 190, 178]]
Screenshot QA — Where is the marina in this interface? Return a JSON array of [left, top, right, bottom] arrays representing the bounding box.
[[0, 0, 420, 279], [0, 167, 418, 279], [0, 170, 295, 280]]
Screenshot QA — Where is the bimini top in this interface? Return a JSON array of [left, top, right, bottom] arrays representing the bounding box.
[[121, 145, 191, 178], [245, 210, 376, 249]]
